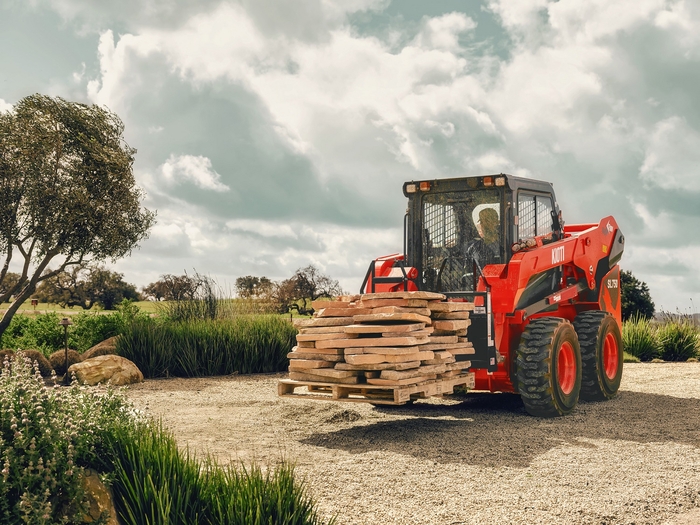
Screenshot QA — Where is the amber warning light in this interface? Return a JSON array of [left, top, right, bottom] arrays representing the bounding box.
[[419, 181, 431, 191]]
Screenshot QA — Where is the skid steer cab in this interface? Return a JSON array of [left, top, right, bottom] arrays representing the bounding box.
[[361, 174, 625, 417]]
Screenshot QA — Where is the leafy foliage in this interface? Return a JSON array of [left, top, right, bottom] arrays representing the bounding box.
[[621, 270, 655, 321], [273, 265, 344, 315], [1, 300, 149, 353], [235, 275, 273, 299], [34, 264, 141, 310], [142, 273, 203, 302], [0, 354, 131, 523], [0, 94, 154, 339], [116, 316, 296, 378]]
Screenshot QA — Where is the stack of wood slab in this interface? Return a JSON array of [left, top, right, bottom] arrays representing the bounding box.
[[287, 291, 474, 388]]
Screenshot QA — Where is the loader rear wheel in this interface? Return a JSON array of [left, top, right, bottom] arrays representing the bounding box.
[[516, 318, 582, 417], [573, 311, 623, 401]]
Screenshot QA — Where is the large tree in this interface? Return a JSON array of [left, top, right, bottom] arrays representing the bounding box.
[[621, 270, 655, 321], [35, 264, 141, 310], [273, 265, 344, 315], [0, 94, 154, 336]]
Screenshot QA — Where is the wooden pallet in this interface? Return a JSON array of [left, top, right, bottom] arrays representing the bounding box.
[[278, 373, 475, 405]]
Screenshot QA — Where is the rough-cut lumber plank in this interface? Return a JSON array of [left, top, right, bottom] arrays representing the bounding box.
[[385, 327, 433, 338], [358, 298, 428, 308], [315, 335, 429, 349], [316, 307, 371, 318], [299, 326, 350, 335], [427, 301, 475, 312], [421, 351, 455, 365], [428, 335, 458, 344], [286, 352, 343, 362], [367, 376, 433, 386], [457, 337, 472, 345], [288, 360, 336, 370], [445, 361, 472, 371], [420, 343, 475, 353], [345, 346, 426, 355], [360, 291, 446, 300], [380, 364, 447, 380], [382, 351, 433, 363], [335, 361, 420, 371], [432, 320, 470, 331], [297, 341, 316, 348], [294, 317, 354, 327], [298, 368, 359, 379], [338, 294, 361, 302], [368, 306, 431, 317], [291, 346, 343, 355], [445, 347, 476, 355], [344, 323, 425, 334], [353, 312, 431, 324], [345, 354, 386, 365], [311, 300, 355, 310], [296, 332, 359, 342], [431, 311, 470, 320], [363, 370, 381, 379], [289, 371, 361, 384]]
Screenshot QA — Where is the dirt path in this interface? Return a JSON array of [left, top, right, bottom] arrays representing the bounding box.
[[126, 363, 700, 525]]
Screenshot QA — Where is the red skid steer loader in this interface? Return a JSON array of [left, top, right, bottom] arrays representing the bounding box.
[[362, 174, 624, 417]]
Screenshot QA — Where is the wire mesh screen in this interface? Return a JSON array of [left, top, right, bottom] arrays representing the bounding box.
[[536, 196, 553, 234], [422, 201, 472, 292], [518, 196, 536, 239]]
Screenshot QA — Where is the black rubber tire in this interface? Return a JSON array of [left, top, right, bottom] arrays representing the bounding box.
[[573, 311, 623, 401], [516, 317, 582, 417]]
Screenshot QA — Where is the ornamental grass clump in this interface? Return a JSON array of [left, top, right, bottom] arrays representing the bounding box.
[[0, 353, 133, 524], [657, 316, 700, 361], [117, 315, 297, 378], [622, 313, 661, 362], [94, 421, 332, 525]]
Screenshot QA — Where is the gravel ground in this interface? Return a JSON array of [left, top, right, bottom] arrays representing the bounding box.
[[126, 362, 700, 525]]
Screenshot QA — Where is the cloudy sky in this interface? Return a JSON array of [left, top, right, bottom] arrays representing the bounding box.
[[1, 0, 699, 311]]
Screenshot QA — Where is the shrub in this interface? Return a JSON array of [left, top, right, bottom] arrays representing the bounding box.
[[117, 315, 297, 378], [1, 353, 333, 525], [0, 354, 133, 523], [657, 318, 700, 362], [622, 313, 661, 362]]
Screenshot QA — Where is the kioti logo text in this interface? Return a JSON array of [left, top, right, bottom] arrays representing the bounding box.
[[552, 246, 565, 265]]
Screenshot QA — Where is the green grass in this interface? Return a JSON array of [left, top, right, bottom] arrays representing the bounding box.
[[623, 351, 640, 363], [117, 316, 297, 378]]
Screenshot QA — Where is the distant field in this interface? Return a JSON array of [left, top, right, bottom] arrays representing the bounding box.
[[0, 301, 160, 316]]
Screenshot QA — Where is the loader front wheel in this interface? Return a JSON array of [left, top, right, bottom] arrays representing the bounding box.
[[516, 318, 582, 417], [573, 311, 623, 401]]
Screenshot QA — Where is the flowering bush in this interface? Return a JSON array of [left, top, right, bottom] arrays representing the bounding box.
[[0, 354, 131, 524]]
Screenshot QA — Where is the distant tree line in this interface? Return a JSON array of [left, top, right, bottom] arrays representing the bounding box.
[[234, 265, 344, 315]]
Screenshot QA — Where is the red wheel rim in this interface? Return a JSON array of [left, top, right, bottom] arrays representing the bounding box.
[[557, 341, 576, 395], [603, 332, 619, 380]]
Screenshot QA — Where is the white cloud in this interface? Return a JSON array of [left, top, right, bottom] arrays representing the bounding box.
[[35, 0, 700, 309], [159, 154, 230, 192], [0, 99, 13, 112], [639, 117, 700, 192]]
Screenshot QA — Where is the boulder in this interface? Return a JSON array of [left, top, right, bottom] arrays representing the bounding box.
[[49, 349, 82, 376], [18, 349, 54, 377], [82, 336, 119, 360], [80, 468, 119, 525], [68, 355, 143, 386]]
